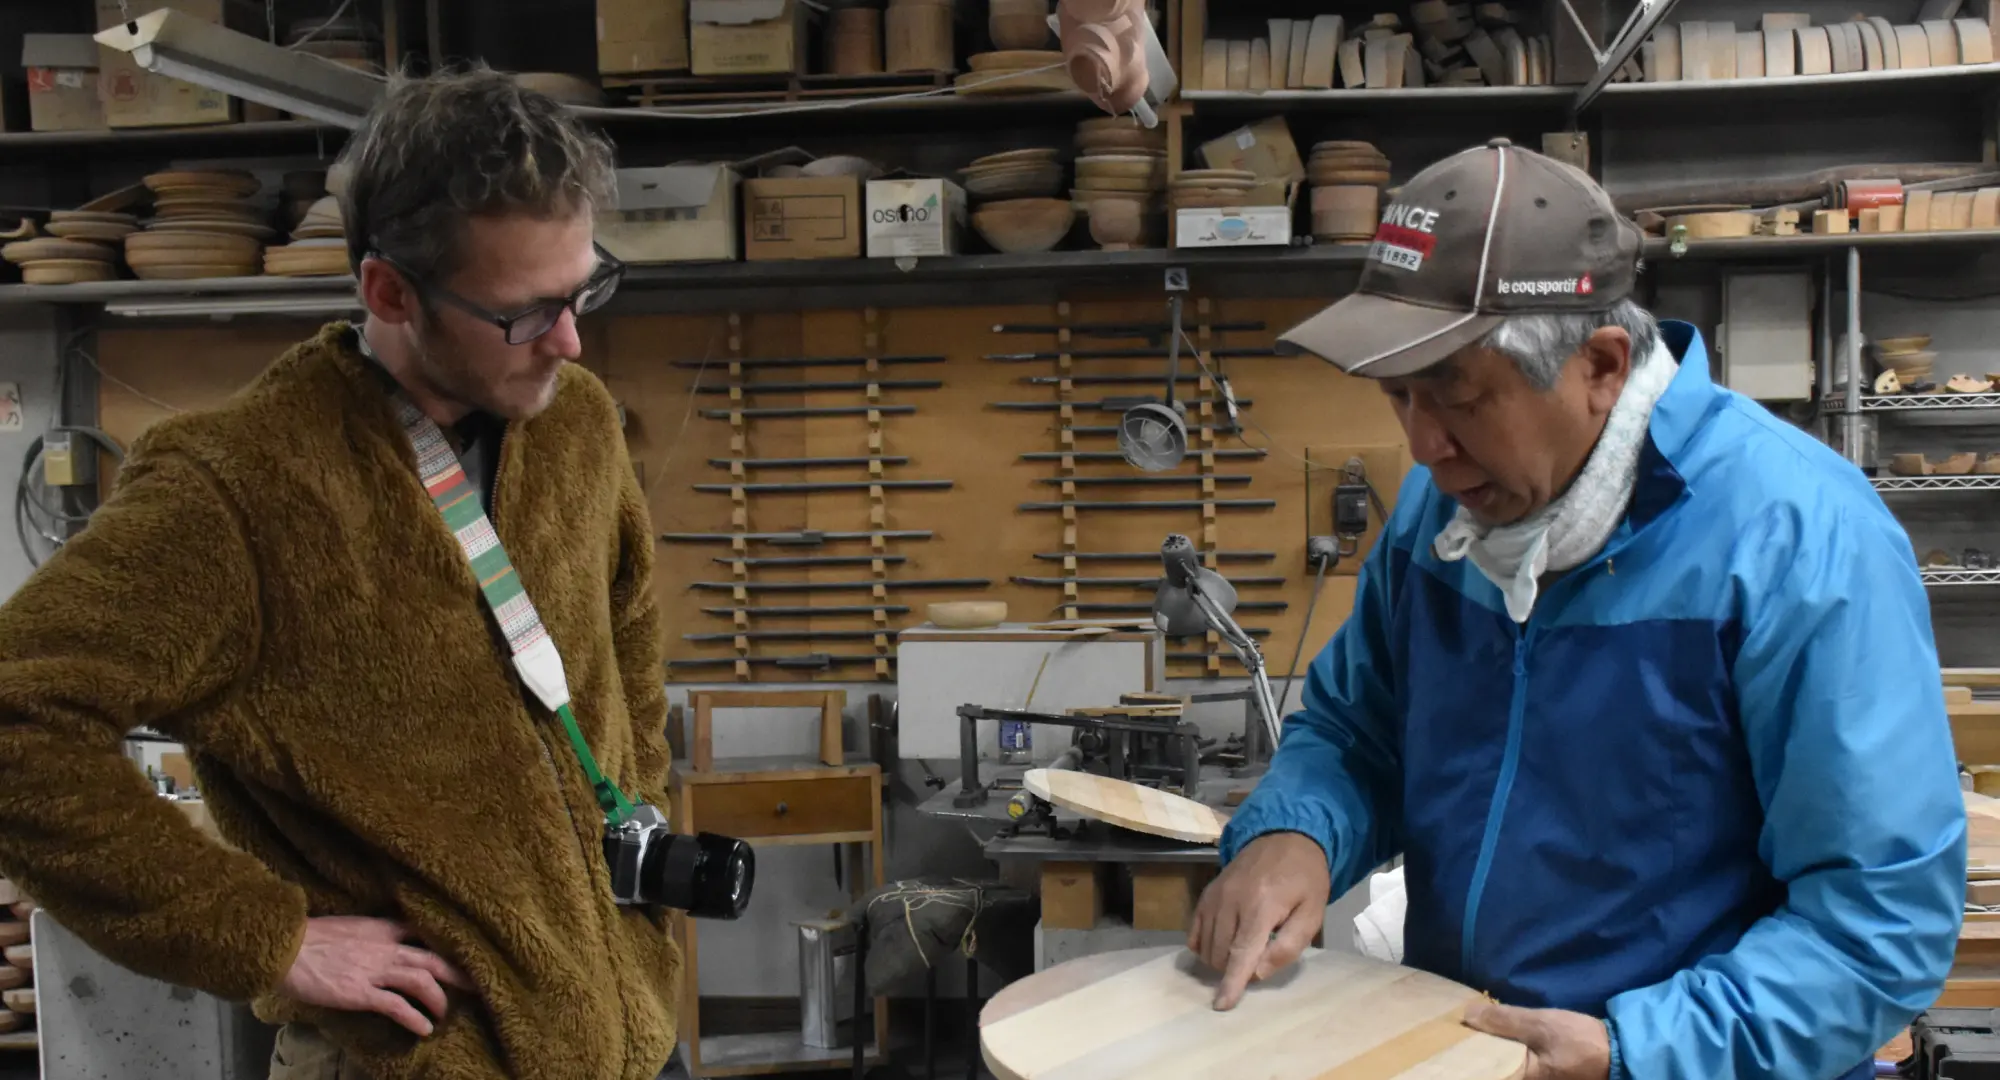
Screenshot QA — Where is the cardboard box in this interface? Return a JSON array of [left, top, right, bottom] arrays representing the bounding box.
[[744, 176, 862, 260], [23, 34, 105, 133], [1200, 117, 1305, 184], [691, 0, 808, 75], [598, 0, 690, 74], [1174, 207, 1294, 248], [595, 164, 740, 263], [95, 0, 234, 128], [866, 178, 966, 258]]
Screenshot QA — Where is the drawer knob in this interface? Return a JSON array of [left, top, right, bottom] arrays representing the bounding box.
[[775, 801, 790, 816]]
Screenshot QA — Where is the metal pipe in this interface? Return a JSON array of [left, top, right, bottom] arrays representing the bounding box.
[[700, 605, 912, 616], [671, 355, 945, 369], [666, 653, 884, 669], [1011, 575, 1288, 587], [707, 456, 911, 469], [1034, 474, 1253, 486], [1019, 450, 1266, 461], [690, 578, 990, 592], [693, 379, 942, 395], [1067, 600, 1289, 613], [699, 406, 917, 419], [691, 480, 953, 494], [1024, 373, 1243, 385], [660, 529, 932, 544], [683, 629, 894, 642], [990, 397, 1248, 412], [1069, 424, 1241, 437], [1817, 254, 1834, 442], [1019, 499, 1276, 511], [712, 555, 907, 568], [1845, 244, 1863, 464], [1033, 550, 1275, 561], [990, 319, 1263, 336], [988, 348, 1282, 362]]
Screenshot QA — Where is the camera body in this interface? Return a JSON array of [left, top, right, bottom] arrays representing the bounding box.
[[603, 803, 755, 919]]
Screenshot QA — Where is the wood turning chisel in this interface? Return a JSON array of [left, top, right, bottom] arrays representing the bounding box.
[[987, 348, 1283, 362], [1019, 499, 1276, 511], [1012, 575, 1288, 587], [712, 555, 907, 568], [990, 397, 1249, 412], [682, 629, 895, 642], [671, 355, 945, 369], [660, 529, 933, 545], [699, 405, 917, 419], [1022, 373, 1262, 386], [700, 604, 912, 616], [667, 653, 886, 670], [691, 480, 953, 494], [690, 578, 990, 592], [1066, 601, 1289, 613], [990, 320, 1263, 336], [693, 379, 942, 394], [1067, 424, 1242, 437], [707, 456, 911, 469], [1033, 474, 1252, 486], [1018, 450, 1265, 462], [1032, 550, 1275, 562]]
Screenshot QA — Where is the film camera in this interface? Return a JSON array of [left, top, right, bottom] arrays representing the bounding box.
[[603, 804, 754, 919]]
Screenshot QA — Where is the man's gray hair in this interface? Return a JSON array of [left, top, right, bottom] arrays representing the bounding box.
[[1477, 299, 1661, 390]]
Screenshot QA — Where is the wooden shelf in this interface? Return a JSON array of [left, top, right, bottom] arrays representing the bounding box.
[[1643, 227, 2000, 260], [0, 120, 344, 159]]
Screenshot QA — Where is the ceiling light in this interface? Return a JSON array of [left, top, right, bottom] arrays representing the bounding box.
[[94, 9, 382, 129]]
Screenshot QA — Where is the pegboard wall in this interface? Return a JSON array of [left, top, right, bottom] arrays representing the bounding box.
[[91, 292, 1410, 684]]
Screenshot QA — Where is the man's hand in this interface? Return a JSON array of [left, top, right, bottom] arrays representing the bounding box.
[[1187, 832, 1331, 1010], [277, 916, 474, 1037], [1462, 1002, 1611, 1080]]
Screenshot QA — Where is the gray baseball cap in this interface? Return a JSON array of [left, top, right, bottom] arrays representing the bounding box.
[[1280, 137, 1645, 379]]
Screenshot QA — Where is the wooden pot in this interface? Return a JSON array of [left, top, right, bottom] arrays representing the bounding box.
[[829, 8, 885, 74], [887, 0, 955, 72]]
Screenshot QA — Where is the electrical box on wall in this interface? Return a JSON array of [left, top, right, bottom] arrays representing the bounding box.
[[41, 429, 98, 488], [1304, 444, 1410, 574], [1718, 271, 1814, 401]]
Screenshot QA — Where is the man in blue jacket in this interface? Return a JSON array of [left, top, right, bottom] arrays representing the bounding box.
[[1191, 138, 1966, 1080]]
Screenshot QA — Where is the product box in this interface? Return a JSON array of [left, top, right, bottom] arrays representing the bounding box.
[[23, 35, 105, 133], [95, 0, 235, 128], [690, 0, 808, 75], [1174, 207, 1294, 248], [595, 164, 741, 263], [744, 176, 862, 261], [598, 0, 690, 74], [1200, 116, 1305, 184], [865, 178, 966, 258]]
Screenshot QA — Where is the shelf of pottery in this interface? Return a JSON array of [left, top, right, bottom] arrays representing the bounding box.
[[0, 878, 33, 1048]]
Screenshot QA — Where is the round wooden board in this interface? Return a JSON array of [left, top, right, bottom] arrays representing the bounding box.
[[1022, 769, 1228, 843], [980, 947, 1527, 1080], [3, 946, 30, 972]]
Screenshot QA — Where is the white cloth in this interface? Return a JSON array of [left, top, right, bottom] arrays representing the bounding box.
[[1432, 338, 1678, 623], [1352, 865, 1407, 963]]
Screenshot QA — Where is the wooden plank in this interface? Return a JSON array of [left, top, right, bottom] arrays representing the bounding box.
[[1040, 861, 1107, 930], [1023, 769, 1229, 844], [1131, 864, 1208, 931], [979, 947, 1525, 1080]]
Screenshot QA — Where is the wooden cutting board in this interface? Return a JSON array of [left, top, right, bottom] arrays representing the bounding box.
[[1021, 769, 1228, 843], [981, 947, 1527, 1080]]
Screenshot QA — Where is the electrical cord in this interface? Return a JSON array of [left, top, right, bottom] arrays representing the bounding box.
[[1278, 541, 1336, 722], [14, 428, 128, 569]]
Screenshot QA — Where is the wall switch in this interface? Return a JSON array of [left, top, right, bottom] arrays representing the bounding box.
[[42, 429, 97, 487]]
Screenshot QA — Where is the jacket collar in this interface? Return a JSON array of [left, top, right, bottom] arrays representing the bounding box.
[[1622, 320, 1717, 531]]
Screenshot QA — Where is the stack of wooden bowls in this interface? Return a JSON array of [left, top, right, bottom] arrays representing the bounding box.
[[1309, 141, 1392, 244], [264, 196, 350, 277], [1075, 115, 1168, 155], [961, 148, 1066, 202], [2, 232, 121, 284], [1074, 149, 1165, 251], [1875, 334, 1935, 389], [0, 879, 32, 1041], [955, 50, 1072, 93], [129, 169, 271, 280], [1169, 169, 1258, 213], [990, 0, 1052, 49], [972, 197, 1075, 253]]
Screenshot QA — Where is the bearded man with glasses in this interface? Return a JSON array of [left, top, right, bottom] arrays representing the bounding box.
[[0, 70, 681, 1080]]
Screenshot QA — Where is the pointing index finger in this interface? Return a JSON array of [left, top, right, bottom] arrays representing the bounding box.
[[1212, 917, 1276, 1011]]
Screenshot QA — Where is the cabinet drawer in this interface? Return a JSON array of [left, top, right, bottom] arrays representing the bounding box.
[[689, 775, 874, 840]]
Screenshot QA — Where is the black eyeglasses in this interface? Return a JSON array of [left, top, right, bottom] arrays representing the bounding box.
[[371, 243, 626, 345]]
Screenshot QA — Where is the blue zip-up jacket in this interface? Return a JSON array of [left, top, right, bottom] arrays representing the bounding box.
[[1220, 322, 1965, 1080]]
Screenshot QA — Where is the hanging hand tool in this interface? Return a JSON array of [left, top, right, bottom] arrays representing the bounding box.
[[672, 355, 945, 370], [707, 456, 910, 469], [661, 529, 932, 545], [690, 578, 990, 592], [1012, 575, 1287, 587], [700, 604, 912, 616], [1068, 423, 1240, 438], [713, 555, 907, 568], [692, 480, 953, 494], [1019, 449, 1265, 462], [1019, 499, 1276, 511], [667, 653, 885, 671], [990, 396, 1249, 412], [990, 320, 1263, 337], [987, 347, 1282, 362], [1033, 550, 1275, 562], [683, 629, 897, 642], [1023, 373, 1255, 386], [699, 406, 917, 419], [1067, 601, 1289, 613], [694, 379, 942, 395], [1033, 474, 1252, 486]]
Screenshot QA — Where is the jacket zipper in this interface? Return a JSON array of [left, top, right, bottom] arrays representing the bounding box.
[[1460, 623, 1532, 978]]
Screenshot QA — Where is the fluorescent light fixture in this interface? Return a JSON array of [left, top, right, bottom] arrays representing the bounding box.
[[94, 9, 383, 129], [105, 294, 362, 320]]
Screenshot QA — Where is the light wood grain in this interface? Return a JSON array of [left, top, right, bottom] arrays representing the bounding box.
[[981, 947, 1527, 1080], [1023, 769, 1228, 843]]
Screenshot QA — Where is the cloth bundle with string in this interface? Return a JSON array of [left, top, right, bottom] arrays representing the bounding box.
[[846, 878, 1036, 994]]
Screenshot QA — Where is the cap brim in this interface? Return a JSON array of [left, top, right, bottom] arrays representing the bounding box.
[[1278, 293, 1502, 379]]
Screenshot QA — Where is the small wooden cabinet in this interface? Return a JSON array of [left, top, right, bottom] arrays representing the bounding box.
[[669, 756, 887, 1077]]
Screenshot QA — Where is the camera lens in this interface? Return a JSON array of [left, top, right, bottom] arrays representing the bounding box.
[[642, 831, 755, 919]]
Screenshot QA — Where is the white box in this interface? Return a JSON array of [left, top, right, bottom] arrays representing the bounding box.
[[1174, 207, 1294, 248], [894, 625, 1165, 764], [866, 178, 966, 258], [1718, 271, 1813, 401]]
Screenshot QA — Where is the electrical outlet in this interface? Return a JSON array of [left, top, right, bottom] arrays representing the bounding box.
[[1304, 444, 1409, 574], [41, 429, 99, 488]]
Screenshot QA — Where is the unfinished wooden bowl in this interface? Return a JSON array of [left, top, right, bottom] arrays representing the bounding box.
[[144, 169, 259, 197], [970, 148, 1063, 168], [990, 0, 1053, 50], [3, 237, 116, 264], [1087, 194, 1146, 250], [1875, 334, 1932, 355], [963, 165, 1066, 200], [928, 600, 1009, 629], [19, 260, 114, 285], [129, 264, 261, 281], [973, 197, 1075, 253]]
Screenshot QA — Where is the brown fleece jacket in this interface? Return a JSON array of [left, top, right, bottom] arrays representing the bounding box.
[[0, 322, 679, 1079]]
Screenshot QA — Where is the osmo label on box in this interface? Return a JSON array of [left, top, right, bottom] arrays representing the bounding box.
[[866, 179, 966, 258]]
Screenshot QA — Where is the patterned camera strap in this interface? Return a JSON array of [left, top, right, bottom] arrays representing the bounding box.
[[393, 394, 638, 825]]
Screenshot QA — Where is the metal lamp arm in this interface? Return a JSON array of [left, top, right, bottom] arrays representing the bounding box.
[[1188, 584, 1285, 752]]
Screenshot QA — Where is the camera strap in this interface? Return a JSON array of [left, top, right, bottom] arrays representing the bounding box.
[[388, 389, 640, 826]]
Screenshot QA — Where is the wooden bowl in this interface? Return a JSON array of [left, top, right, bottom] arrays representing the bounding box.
[[1874, 334, 1932, 355], [928, 600, 1009, 629], [970, 148, 1063, 168], [1088, 194, 1146, 250], [1074, 158, 1162, 181], [989, 0, 1052, 49], [973, 197, 1075, 253], [2, 237, 115, 264], [20, 259, 116, 285], [964, 168, 1066, 200]]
